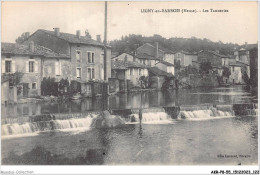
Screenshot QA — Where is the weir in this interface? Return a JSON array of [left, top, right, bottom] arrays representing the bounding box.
[[1, 103, 257, 137]]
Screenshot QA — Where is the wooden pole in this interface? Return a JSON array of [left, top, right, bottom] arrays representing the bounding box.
[[104, 1, 107, 81]]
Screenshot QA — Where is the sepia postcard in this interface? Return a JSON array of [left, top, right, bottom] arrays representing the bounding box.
[[0, 1, 259, 174]]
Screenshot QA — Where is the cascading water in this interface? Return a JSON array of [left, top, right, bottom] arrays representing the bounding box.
[[178, 106, 234, 119], [129, 112, 170, 123], [2, 114, 96, 137]]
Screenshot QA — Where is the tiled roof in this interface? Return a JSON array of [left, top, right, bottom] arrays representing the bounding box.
[[199, 50, 229, 58], [148, 67, 173, 78], [1, 42, 70, 58], [157, 61, 174, 67], [111, 60, 148, 70], [135, 52, 161, 60], [34, 29, 107, 47]]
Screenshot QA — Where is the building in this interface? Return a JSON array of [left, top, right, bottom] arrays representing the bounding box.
[[1, 42, 69, 100], [234, 43, 258, 64], [174, 51, 198, 67], [112, 52, 140, 63], [111, 60, 148, 91], [135, 42, 175, 67], [155, 61, 174, 75], [249, 47, 258, 87], [25, 28, 111, 82], [197, 50, 231, 68], [148, 67, 174, 89]]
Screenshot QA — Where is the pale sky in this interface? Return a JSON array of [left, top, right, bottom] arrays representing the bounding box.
[[1, 1, 258, 45]]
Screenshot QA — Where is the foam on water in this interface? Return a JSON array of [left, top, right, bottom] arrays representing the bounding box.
[[129, 112, 173, 124], [178, 106, 235, 120], [1, 115, 95, 137]]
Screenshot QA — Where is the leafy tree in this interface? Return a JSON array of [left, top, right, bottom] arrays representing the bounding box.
[[199, 62, 212, 74], [2, 72, 24, 86], [174, 60, 181, 70], [222, 67, 231, 78]]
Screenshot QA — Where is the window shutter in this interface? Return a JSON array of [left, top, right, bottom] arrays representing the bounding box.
[[59, 62, 62, 76], [35, 61, 38, 73], [55, 61, 59, 75], [2, 60, 5, 73], [11, 60, 16, 73], [26, 61, 29, 73]]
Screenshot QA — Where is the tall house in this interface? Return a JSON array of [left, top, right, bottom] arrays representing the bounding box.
[[25, 28, 111, 82], [1, 42, 69, 99]]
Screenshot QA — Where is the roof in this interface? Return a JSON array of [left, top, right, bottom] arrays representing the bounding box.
[[175, 50, 197, 55], [30, 29, 108, 47], [135, 52, 160, 60], [229, 61, 249, 67], [199, 50, 229, 58], [238, 44, 258, 51], [156, 61, 174, 67], [148, 67, 173, 78], [1, 42, 70, 58], [111, 60, 148, 70]]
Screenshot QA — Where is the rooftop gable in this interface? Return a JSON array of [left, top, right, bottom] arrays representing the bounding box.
[[1, 42, 69, 59]]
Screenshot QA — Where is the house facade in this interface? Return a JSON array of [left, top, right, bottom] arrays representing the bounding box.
[[111, 60, 148, 90], [155, 61, 174, 75], [1, 42, 69, 101], [25, 28, 111, 82], [174, 51, 198, 67], [197, 50, 230, 68]]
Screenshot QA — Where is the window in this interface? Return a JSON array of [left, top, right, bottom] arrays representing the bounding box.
[[76, 68, 81, 78], [29, 61, 34, 72], [92, 53, 95, 63], [88, 68, 91, 80], [92, 68, 95, 79], [32, 83, 36, 89], [88, 52, 91, 63], [139, 69, 141, 75], [5, 61, 11, 73], [76, 50, 81, 62], [88, 52, 94, 63], [130, 68, 133, 75]]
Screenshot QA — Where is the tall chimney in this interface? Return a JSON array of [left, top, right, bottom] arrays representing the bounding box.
[[54, 28, 60, 36], [155, 42, 159, 60], [96, 35, 101, 42], [29, 41, 35, 52], [76, 30, 81, 39]]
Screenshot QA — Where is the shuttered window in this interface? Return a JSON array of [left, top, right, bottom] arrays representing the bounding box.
[[29, 61, 34, 72], [76, 51, 81, 62], [5, 61, 11, 73], [76, 68, 81, 78]]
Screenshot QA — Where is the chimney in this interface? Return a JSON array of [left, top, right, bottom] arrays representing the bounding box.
[[76, 30, 81, 39], [155, 42, 159, 60], [29, 41, 35, 52], [245, 42, 248, 48], [54, 28, 60, 37], [96, 35, 101, 42]]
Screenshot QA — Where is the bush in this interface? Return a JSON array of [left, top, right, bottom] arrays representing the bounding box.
[[199, 62, 212, 74]]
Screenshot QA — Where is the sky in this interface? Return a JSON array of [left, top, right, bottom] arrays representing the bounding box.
[[1, 1, 258, 45]]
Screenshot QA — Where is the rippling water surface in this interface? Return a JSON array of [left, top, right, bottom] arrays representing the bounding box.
[[1, 86, 258, 165]]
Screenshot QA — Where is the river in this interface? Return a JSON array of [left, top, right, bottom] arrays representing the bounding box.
[[1, 86, 258, 165]]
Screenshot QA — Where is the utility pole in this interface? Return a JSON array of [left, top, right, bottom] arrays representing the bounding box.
[[104, 1, 107, 81]]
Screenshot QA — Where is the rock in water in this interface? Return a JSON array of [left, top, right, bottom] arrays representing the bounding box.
[[91, 110, 125, 128]]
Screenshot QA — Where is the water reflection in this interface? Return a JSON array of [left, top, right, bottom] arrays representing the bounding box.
[[2, 86, 257, 119]]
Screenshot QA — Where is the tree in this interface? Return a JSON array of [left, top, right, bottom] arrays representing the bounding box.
[[199, 62, 212, 74], [174, 60, 181, 71], [222, 67, 231, 78]]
